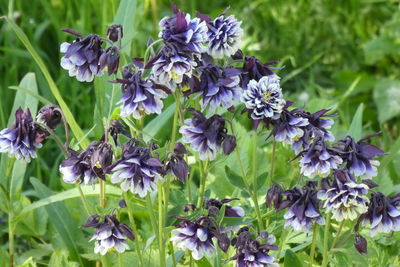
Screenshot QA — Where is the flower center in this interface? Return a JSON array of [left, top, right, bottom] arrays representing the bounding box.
[[262, 91, 272, 102]]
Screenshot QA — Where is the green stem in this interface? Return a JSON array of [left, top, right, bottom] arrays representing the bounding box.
[[146, 195, 162, 266], [267, 140, 276, 188], [321, 214, 331, 267], [331, 220, 345, 249], [309, 223, 318, 267], [7, 157, 16, 267], [276, 228, 288, 259], [196, 160, 209, 209], [143, 39, 164, 66], [251, 134, 263, 231], [158, 180, 166, 267], [76, 184, 91, 215], [100, 180, 106, 208], [118, 253, 122, 267], [124, 192, 144, 267]]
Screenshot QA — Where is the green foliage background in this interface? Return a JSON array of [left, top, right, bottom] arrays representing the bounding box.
[[0, 0, 399, 266]]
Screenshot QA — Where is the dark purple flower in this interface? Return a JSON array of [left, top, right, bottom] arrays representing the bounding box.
[[206, 13, 243, 58], [151, 45, 197, 89], [223, 134, 237, 155], [334, 134, 386, 179], [106, 119, 131, 147], [166, 143, 189, 182], [265, 183, 291, 211], [0, 108, 47, 162], [107, 24, 123, 42], [360, 192, 400, 237], [205, 198, 245, 218], [231, 228, 279, 267], [240, 56, 278, 89], [60, 33, 104, 82], [170, 216, 216, 260], [354, 233, 368, 254], [291, 109, 335, 153], [189, 65, 242, 112], [116, 67, 168, 119], [270, 108, 309, 145], [318, 170, 369, 221], [99, 46, 120, 75], [298, 136, 342, 179], [179, 108, 235, 160], [83, 214, 134, 255], [59, 141, 111, 185], [240, 75, 285, 120], [110, 139, 164, 197], [36, 104, 62, 130], [159, 6, 208, 54], [283, 183, 325, 232]]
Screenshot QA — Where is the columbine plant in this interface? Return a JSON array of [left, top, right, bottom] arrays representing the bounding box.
[[2, 3, 398, 267]]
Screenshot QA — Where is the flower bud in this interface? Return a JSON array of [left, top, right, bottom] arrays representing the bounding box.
[[107, 24, 123, 42], [223, 134, 237, 155], [36, 104, 62, 129], [99, 46, 120, 75], [217, 232, 230, 252], [183, 203, 196, 213], [354, 233, 367, 254], [91, 142, 113, 180], [174, 142, 188, 154], [119, 199, 127, 208], [266, 183, 283, 210], [208, 206, 220, 218]]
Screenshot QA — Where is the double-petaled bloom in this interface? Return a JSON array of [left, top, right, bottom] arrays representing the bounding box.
[[334, 134, 386, 179], [241, 75, 285, 121], [239, 56, 278, 89], [179, 108, 236, 160], [159, 6, 208, 54], [82, 214, 134, 255], [283, 183, 325, 232], [231, 228, 279, 267], [151, 45, 197, 89], [298, 136, 342, 179], [205, 13, 243, 59], [291, 109, 335, 154], [60, 141, 112, 185], [359, 192, 400, 237], [189, 65, 242, 112], [60, 32, 104, 82], [318, 170, 369, 221], [0, 108, 47, 162], [116, 67, 168, 119], [170, 216, 217, 260], [110, 139, 164, 197]]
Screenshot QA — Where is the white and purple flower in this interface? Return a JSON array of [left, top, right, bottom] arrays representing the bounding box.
[[179, 108, 236, 161], [116, 67, 168, 119], [271, 108, 309, 145], [318, 170, 369, 221], [0, 108, 47, 162], [110, 139, 164, 198], [82, 214, 134, 255], [241, 75, 285, 121]]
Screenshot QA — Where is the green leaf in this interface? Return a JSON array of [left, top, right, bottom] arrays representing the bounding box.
[[143, 103, 176, 142], [225, 165, 246, 189], [3, 17, 88, 148], [346, 103, 364, 140], [284, 249, 303, 267], [195, 257, 213, 267], [373, 78, 400, 123], [221, 217, 255, 227], [363, 37, 398, 65], [29, 178, 83, 265], [113, 0, 138, 55]]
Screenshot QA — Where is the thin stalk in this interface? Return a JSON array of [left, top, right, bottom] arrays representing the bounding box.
[[118, 253, 122, 267], [100, 180, 106, 208], [143, 39, 164, 66], [146, 195, 162, 266], [124, 192, 144, 267], [196, 160, 209, 209], [76, 184, 91, 215], [170, 241, 177, 267], [267, 140, 276, 188], [158, 180, 166, 267], [276, 228, 288, 259], [251, 134, 263, 231], [309, 223, 318, 267], [7, 157, 16, 267], [331, 220, 345, 249], [321, 214, 331, 267]]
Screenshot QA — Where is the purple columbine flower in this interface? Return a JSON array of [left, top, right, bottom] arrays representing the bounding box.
[[240, 56, 279, 90], [151, 45, 197, 90], [334, 134, 386, 179], [165, 142, 190, 182], [0, 108, 47, 162], [179, 108, 236, 160], [82, 214, 134, 255], [115, 67, 168, 119], [110, 139, 164, 197], [298, 137, 342, 179], [270, 107, 309, 145], [205, 12, 243, 59], [291, 109, 335, 154], [283, 183, 325, 232], [59, 141, 112, 185], [60, 31, 104, 82], [318, 170, 369, 221], [36, 104, 62, 130], [240, 75, 286, 120], [189, 64, 242, 112], [359, 192, 400, 237], [205, 198, 245, 218], [170, 216, 217, 260], [99, 46, 120, 75], [230, 228, 279, 267], [159, 5, 208, 54]]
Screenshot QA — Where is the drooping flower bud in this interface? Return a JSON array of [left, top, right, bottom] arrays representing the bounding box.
[[223, 134, 237, 155], [266, 183, 284, 210], [354, 233, 368, 254], [36, 104, 62, 130], [107, 24, 123, 42], [91, 142, 113, 180], [119, 199, 127, 208], [99, 46, 120, 75]]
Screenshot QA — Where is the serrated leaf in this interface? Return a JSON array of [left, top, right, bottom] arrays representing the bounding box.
[[284, 249, 303, 267], [346, 103, 363, 140]]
